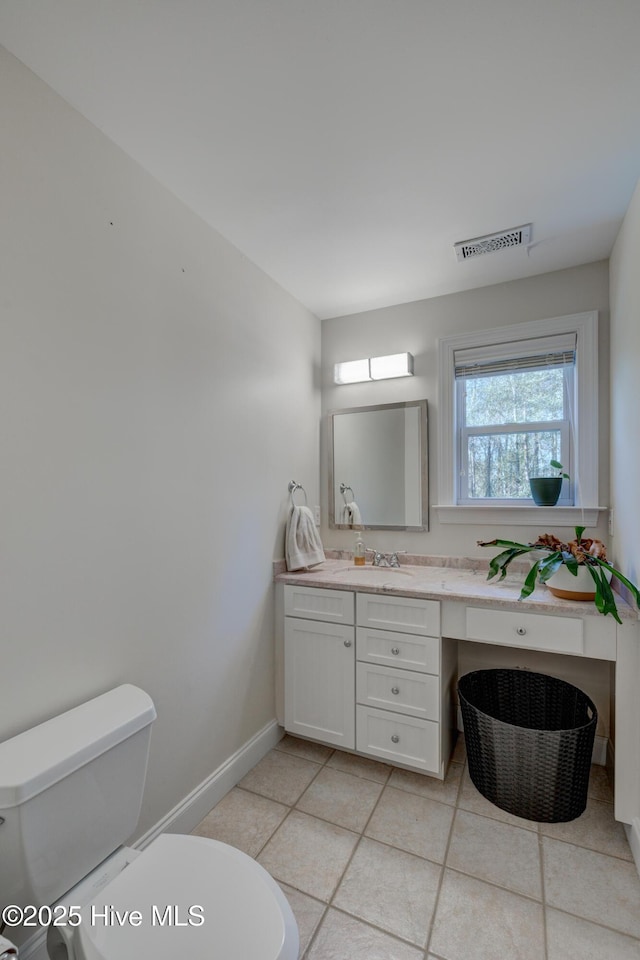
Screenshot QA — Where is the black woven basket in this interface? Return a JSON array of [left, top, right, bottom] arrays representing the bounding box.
[[458, 669, 597, 823]]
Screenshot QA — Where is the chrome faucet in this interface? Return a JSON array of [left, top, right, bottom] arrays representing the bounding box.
[[371, 551, 403, 568]]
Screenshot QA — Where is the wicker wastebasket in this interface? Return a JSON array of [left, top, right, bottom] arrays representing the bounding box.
[[458, 669, 597, 823]]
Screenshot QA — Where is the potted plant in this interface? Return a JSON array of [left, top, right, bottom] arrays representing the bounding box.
[[478, 526, 640, 622], [529, 460, 570, 506]]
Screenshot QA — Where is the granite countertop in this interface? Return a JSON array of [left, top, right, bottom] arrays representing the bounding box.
[[274, 555, 638, 620]]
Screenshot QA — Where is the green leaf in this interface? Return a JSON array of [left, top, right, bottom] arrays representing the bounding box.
[[520, 560, 542, 599], [537, 554, 564, 582], [590, 558, 640, 608], [574, 526, 585, 542], [478, 538, 534, 550], [560, 552, 579, 575], [587, 565, 622, 623], [486, 547, 532, 581], [550, 460, 563, 470]]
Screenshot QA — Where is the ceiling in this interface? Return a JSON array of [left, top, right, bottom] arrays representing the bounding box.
[[2, 1, 639, 319]]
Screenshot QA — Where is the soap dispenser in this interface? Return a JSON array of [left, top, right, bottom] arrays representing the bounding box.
[[354, 532, 366, 566]]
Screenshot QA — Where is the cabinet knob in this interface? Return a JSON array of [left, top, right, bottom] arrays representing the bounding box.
[[391, 647, 400, 656], [391, 686, 400, 695], [344, 639, 352, 647], [391, 734, 400, 744], [516, 627, 527, 636]]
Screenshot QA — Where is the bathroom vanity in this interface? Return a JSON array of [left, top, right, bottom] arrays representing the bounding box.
[[274, 558, 640, 829]]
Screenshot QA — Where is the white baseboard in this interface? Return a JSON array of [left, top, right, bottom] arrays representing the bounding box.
[[16, 719, 283, 960], [626, 819, 640, 878], [135, 718, 283, 848]]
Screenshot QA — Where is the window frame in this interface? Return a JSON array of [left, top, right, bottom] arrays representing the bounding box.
[[435, 311, 601, 525]]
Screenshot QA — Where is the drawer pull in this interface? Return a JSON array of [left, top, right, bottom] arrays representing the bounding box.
[[391, 686, 400, 695], [391, 647, 400, 655], [516, 627, 527, 636], [391, 734, 400, 744], [344, 639, 352, 648]]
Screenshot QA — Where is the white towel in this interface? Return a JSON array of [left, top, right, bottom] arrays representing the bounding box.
[[286, 505, 326, 571], [341, 501, 363, 527]]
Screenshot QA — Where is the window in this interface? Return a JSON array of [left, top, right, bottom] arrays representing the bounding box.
[[436, 312, 600, 524], [456, 332, 575, 504]]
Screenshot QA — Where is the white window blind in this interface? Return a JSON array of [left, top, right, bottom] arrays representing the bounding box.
[[454, 332, 577, 380]]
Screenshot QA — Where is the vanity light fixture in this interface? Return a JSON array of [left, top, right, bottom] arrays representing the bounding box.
[[334, 352, 414, 384]]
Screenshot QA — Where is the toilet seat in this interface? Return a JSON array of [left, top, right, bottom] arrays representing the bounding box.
[[72, 834, 298, 960]]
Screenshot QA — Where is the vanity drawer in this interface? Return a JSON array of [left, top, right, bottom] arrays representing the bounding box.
[[356, 626, 439, 674], [356, 705, 439, 772], [356, 662, 439, 720], [466, 606, 583, 655], [284, 585, 354, 624], [356, 593, 440, 636]]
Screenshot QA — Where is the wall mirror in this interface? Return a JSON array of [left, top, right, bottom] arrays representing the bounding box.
[[328, 400, 428, 531]]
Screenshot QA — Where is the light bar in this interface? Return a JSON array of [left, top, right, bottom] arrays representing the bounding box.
[[334, 352, 414, 384]]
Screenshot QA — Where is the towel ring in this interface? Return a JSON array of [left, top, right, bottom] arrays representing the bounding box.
[[339, 482, 355, 505], [288, 480, 308, 507]]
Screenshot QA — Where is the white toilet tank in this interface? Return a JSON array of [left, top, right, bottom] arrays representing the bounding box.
[[0, 685, 156, 913]]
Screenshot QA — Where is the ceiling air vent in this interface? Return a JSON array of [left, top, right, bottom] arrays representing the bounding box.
[[454, 223, 532, 262]]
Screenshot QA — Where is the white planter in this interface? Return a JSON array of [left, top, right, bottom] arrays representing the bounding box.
[[546, 564, 612, 600]]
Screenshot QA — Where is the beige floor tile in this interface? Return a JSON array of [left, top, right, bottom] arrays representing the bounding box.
[[326, 749, 392, 783], [365, 785, 454, 863], [446, 810, 542, 899], [278, 884, 326, 957], [305, 908, 424, 960], [588, 763, 613, 802], [238, 748, 321, 805], [296, 767, 383, 832], [458, 766, 540, 832], [388, 760, 462, 806], [546, 908, 640, 960], [541, 797, 632, 860], [333, 837, 441, 946], [543, 838, 640, 938], [258, 811, 358, 902], [276, 734, 335, 764], [191, 787, 288, 856], [429, 870, 545, 960]]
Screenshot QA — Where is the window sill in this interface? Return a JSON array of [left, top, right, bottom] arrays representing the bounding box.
[[433, 505, 606, 526]]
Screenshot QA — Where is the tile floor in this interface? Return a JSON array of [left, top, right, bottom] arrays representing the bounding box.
[[193, 735, 640, 959]]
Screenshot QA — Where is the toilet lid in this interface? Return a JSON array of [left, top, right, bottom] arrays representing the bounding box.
[[76, 834, 298, 960]]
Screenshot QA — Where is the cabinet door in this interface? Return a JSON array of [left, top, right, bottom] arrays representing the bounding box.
[[284, 616, 355, 749]]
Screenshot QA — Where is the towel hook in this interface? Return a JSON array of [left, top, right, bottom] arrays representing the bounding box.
[[288, 480, 308, 507]]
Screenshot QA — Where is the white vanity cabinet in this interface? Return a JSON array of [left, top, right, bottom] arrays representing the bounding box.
[[283, 585, 456, 777], [283, 586, 356, 749], [278, 564, 640, 848]]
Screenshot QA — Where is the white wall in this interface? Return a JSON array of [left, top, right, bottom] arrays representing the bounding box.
[[0, 48, 321, 836], [610, 178, 640, 590], [322, 260, 610, 556], [609, 178, 640, 834]]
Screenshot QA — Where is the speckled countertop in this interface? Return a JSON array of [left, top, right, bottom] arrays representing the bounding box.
[[274, 553, 638, 620]]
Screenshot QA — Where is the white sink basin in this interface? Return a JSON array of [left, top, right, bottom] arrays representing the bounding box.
[[332, 565, 414, 578]]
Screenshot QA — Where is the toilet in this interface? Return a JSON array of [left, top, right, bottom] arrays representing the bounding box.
[[0, 685, 298, 960]]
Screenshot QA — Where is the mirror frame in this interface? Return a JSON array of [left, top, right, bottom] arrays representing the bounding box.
[[328, 399, 429, 531]]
